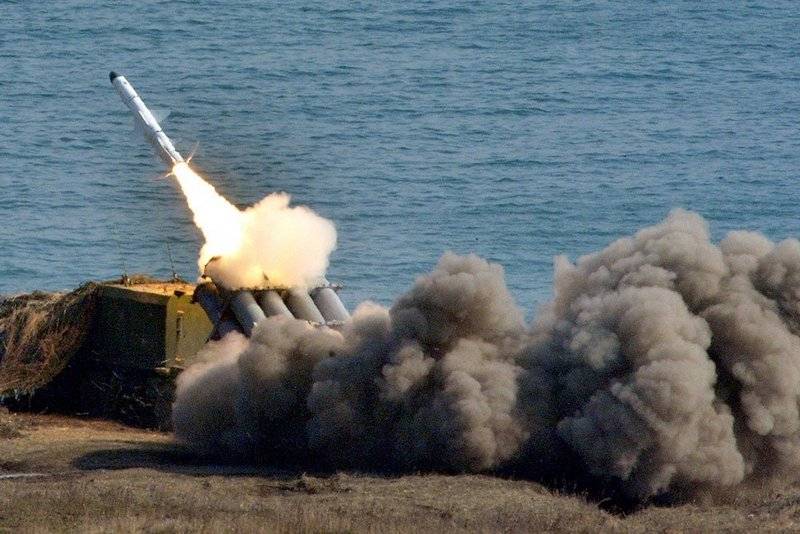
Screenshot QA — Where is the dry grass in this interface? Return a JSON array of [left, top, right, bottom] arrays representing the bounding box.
[[1, 414, 799, 533], [0, 406, 21, 439]]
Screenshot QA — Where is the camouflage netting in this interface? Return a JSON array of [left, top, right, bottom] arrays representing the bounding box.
[[0, 283, 100, 396]]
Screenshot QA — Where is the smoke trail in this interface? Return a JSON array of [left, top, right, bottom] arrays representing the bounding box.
[[704, 232, 800, 477], [171, 332, 249, 454], [515, 209, 800, 497], [307, 254, 528, 472], [517, 211, 744, 497], [173, 320, 342, 460], [172, 162, 336, 288], [173, 209, 800, 499], [174, 254, 529, 470]]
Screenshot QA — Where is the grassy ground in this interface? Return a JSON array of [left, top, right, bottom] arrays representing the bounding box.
[[1, 410, 798, 533]]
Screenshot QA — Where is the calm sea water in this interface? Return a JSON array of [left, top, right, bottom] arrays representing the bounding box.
[[1, 2, 798, 313]]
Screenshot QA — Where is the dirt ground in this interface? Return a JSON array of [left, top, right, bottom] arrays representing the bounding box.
[[1, 410, 799, 533]]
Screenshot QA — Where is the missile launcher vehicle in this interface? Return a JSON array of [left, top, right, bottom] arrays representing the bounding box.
[[1, 72, 352, 427], [0, 275, 348, 428]]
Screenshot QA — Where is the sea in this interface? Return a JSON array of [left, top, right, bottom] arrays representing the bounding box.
[[1, 1, 798, 314]]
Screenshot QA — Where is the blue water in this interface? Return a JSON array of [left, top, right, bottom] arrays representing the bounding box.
[[1, 2, 799, 313]]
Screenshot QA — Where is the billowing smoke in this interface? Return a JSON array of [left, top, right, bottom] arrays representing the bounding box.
[[307, 254, 528, 472], [174, 254, 528, 471], [173, 209, 800, 499], [172, 162, 336, 288], [517, 210, 743, 497]]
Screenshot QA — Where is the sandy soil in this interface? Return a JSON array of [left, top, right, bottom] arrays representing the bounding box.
[[1, 410, 798, 533]]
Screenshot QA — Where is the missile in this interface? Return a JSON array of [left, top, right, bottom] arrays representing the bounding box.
[[109, 71, 184, 166]]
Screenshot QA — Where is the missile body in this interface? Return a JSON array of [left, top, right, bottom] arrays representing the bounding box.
[[109, 71, 184, 166]]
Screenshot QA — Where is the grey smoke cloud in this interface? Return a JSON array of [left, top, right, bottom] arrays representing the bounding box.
[[308, 254, 528, 472], [173, 210, 800, 499]]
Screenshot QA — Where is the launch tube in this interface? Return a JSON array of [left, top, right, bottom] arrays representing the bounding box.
[[230, 291, 266, 336], [311, 286, 350, 322], [285, 289, 325, 324], [259, 290, 294, 318]]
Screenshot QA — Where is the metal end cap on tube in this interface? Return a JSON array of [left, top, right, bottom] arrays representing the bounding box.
[[109, 71, 120, 83]]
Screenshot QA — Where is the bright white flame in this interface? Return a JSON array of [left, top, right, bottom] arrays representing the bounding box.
[[171, 162, 336, 289], [172, 162, 244, 262]]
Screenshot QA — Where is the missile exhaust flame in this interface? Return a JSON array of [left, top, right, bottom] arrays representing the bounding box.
[[171, 162, 244, 269]]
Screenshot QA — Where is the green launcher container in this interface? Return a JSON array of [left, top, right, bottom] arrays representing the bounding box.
[[85, 282, 214, 373], [56, 281, 217, 428]]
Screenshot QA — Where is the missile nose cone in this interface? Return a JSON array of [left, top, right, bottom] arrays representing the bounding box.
[[109, 71, 120, 83]]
